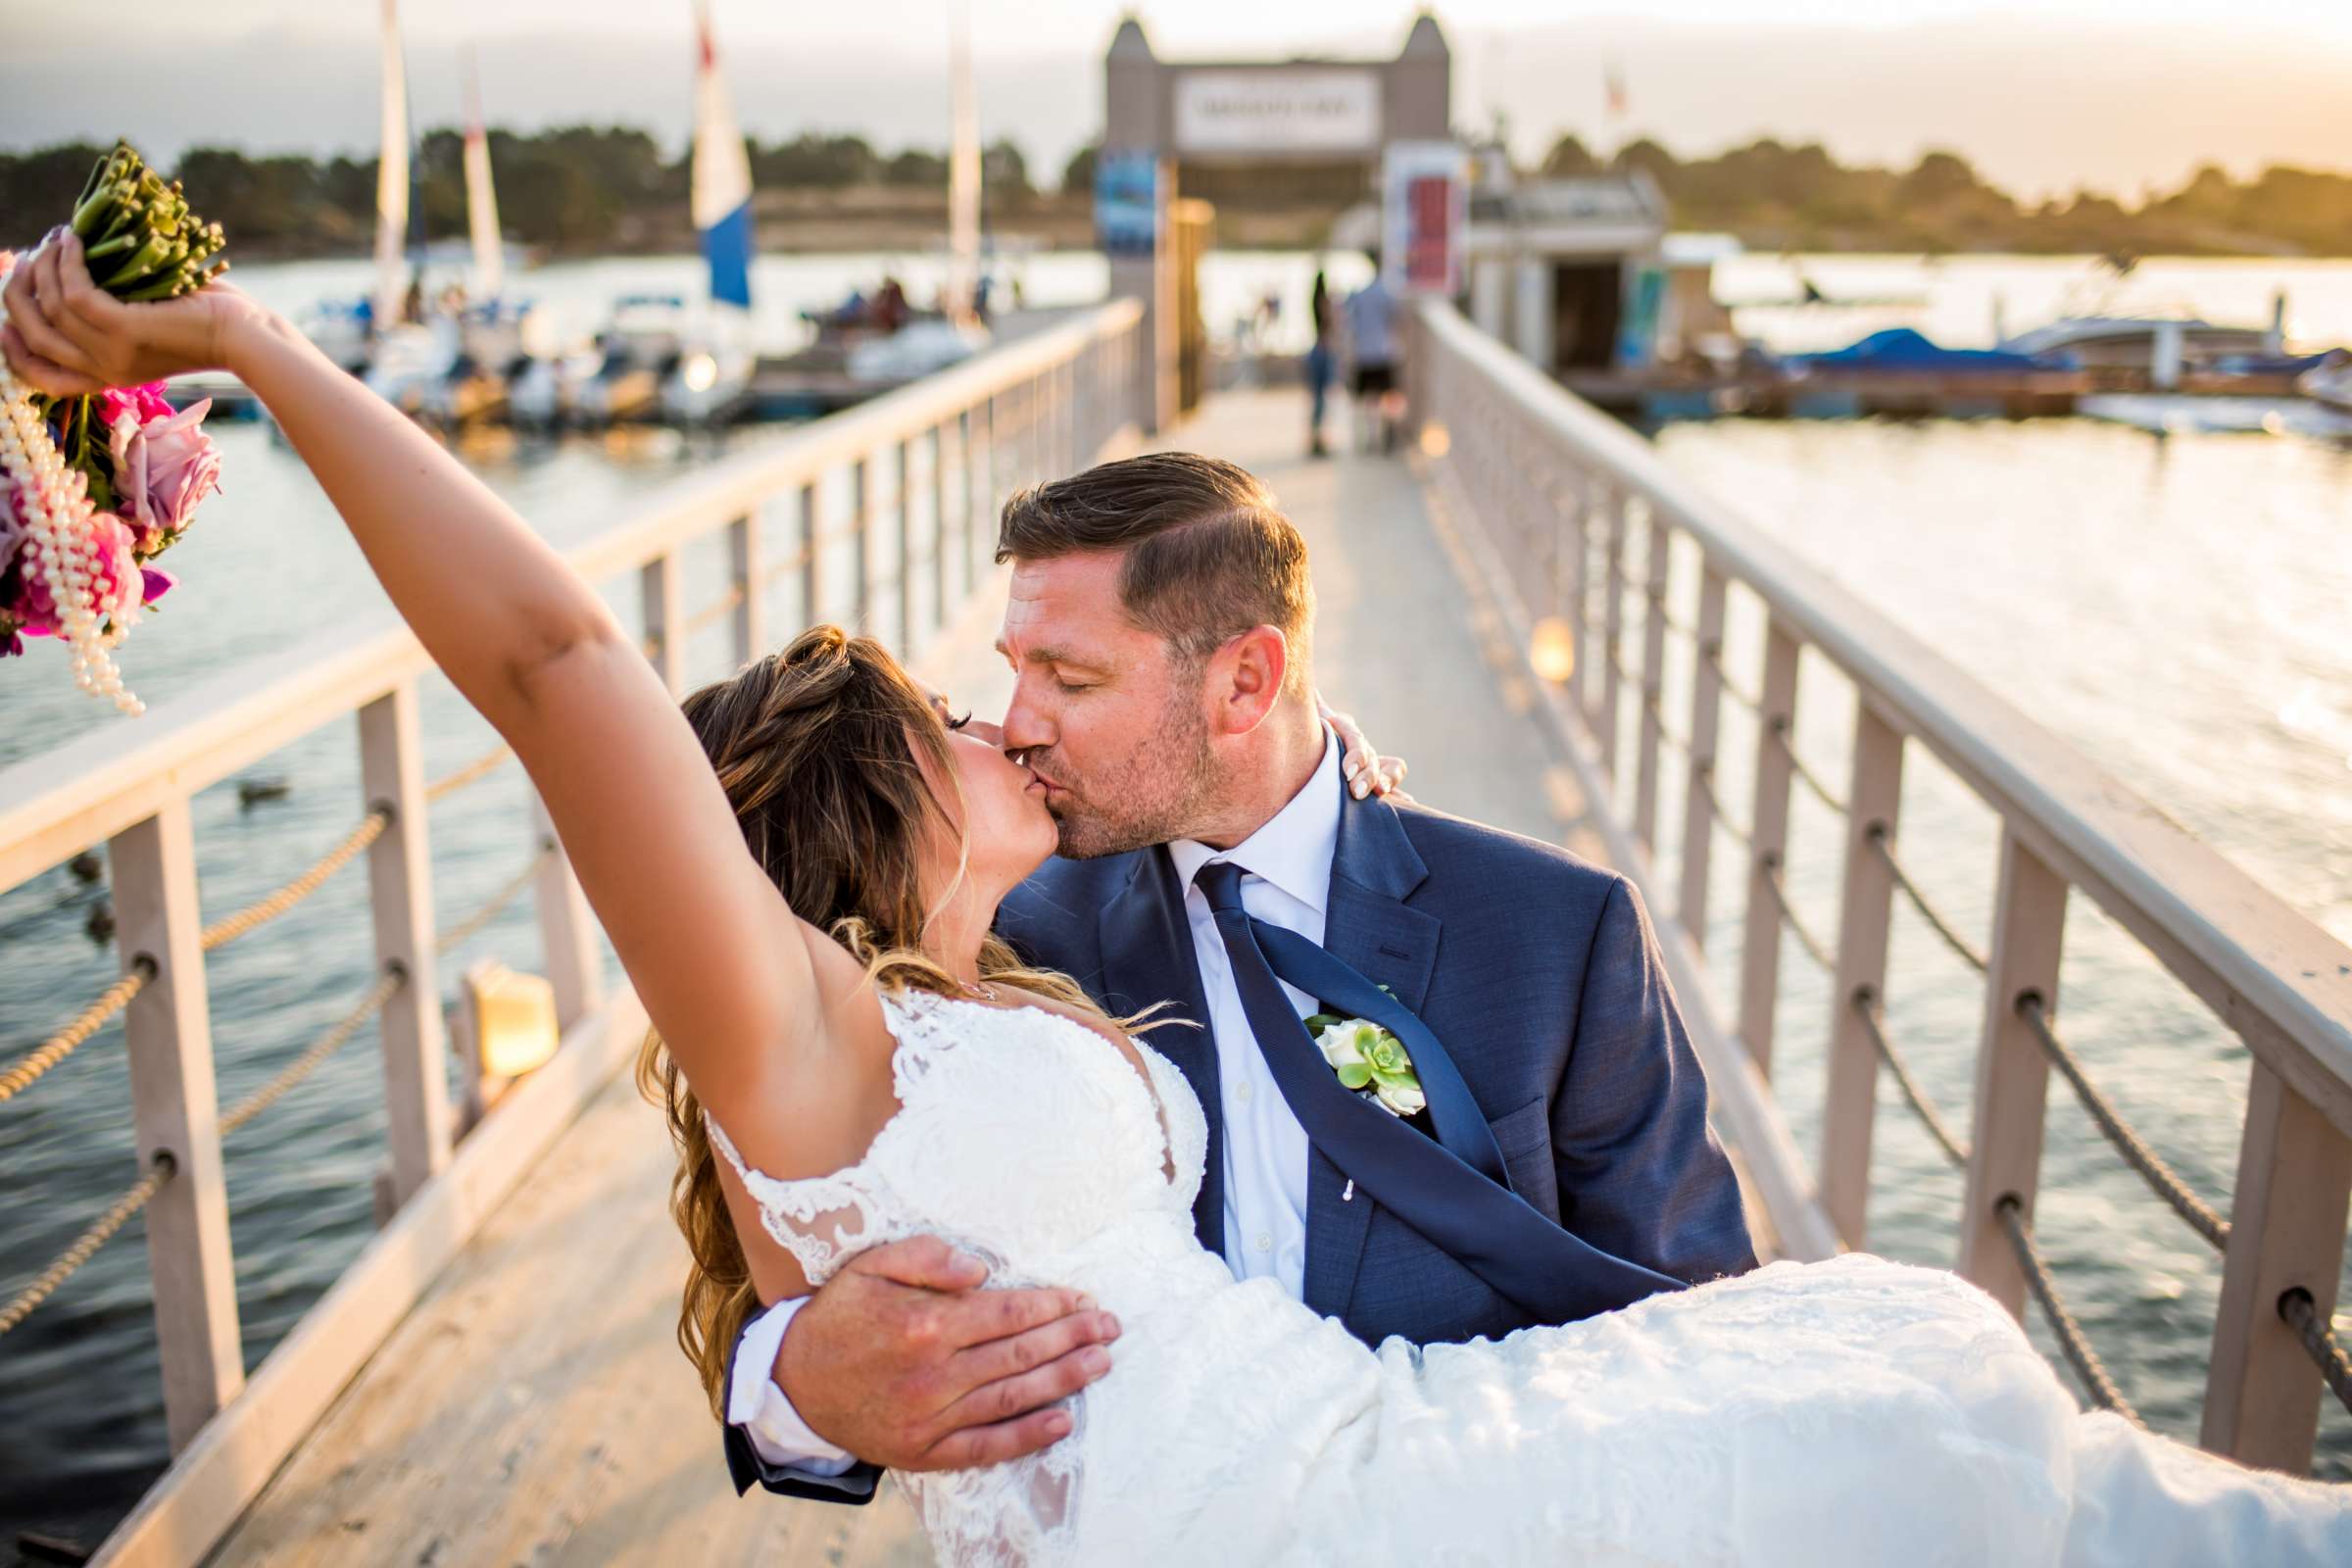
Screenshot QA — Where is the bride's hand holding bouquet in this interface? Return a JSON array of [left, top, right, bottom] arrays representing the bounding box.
[[2, 144, 244, 713]]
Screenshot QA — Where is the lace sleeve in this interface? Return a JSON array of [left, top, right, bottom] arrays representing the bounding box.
[[703, 1111, 897, 1289]]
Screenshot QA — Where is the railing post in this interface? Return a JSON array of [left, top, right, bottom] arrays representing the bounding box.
[[850, 456, 873, 633], [1956, 826, 2069, 1316], [640, 552, 685, 695], [961, 406, 984, 593], [358, 681, 452, 1208], [895, 438, 916, 654], [1819, 700, 1907, 1247], [2203, 1061, 2352, 1471], [109, 802, 243, 1452], [1596, 486, 1626, 772], [532, 792, 603, 1032], [1678, 564, 1730, 946], [728, 512, 764, 668], [1737, 615, 1802, 1074], [1633, 511, 1671, 852], [982, 393, 1002, 514], [797, 479, 820, 628], [931, 421, 953, 627]]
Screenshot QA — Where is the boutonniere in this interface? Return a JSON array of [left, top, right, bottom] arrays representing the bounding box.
[[1305, 1007, 1425, 1118]]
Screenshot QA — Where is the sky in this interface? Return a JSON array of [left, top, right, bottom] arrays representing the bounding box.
[[5, 2, 2351, 201]]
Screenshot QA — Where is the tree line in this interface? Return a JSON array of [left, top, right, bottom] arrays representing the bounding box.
[[0, 129, 1074, 258], [3, 127, 2345, 259], [1545, 134, 2352, 257]]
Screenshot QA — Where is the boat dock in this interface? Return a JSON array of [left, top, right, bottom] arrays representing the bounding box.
[[6, 290, 2352, 1565]]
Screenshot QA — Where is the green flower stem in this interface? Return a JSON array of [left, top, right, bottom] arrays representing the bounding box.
[[83, 231, 139, 261]]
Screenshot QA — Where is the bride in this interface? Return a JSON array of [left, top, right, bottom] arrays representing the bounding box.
[[8, 231, 2345, 1566]]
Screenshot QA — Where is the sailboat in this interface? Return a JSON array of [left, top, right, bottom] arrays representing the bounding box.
[[660, 0, 758, 426], [845, 1, 993, 381]]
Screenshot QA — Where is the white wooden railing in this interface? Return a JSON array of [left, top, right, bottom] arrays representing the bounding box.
[[0, 297, 1144, 1565], [1406, 296, 2352, 1475]]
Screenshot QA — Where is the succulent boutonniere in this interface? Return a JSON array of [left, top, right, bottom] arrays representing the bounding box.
[[1305, 996, 1425, 1118]]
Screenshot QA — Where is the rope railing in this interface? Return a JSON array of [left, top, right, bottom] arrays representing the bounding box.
[[1994, 1194, 2143, 1425], [1868, 824, 1989, 975], [1639, 692, 1693, 757], [1701, 646, 1765, 715], [2016, 994, 2231, 1253], [2278, 1289, 2352, 1419], [0, 959, 153, 1105], [1690, 763, 1755, 850], [0, 1153, 175, 1336], [1851, 987, 1973, 1168], [434, 844, 555, 958], [219, 969, 407, 1139], [681, 585, 746, 640], [1758, 855, 1838, 973], [4, 742, 522, 1114], [199, 808, 391, 953], [1766, 716, 1850, 815], [3, 832, 561, 1334], [425, 743, 516, 805]]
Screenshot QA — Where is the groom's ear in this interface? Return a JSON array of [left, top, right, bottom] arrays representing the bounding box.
[[1206, 624, 1291, 736]]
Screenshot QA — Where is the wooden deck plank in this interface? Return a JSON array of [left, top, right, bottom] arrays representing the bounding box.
[[208, 387, 1631, 1564]]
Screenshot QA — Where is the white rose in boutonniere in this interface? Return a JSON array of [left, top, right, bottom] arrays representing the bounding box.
[[1309, 1014, 1426, 1118]]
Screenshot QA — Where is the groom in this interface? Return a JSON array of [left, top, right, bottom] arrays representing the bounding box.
[[721, 453, 1755, 1499]]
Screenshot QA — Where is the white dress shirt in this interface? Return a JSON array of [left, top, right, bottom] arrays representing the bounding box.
[[732, 732, 1344, 1469]]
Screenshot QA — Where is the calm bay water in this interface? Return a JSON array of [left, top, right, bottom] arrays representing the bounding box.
[[2, 250, 2348, 1552]]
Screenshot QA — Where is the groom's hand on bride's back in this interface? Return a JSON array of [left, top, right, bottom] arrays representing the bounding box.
[[777, 1235, 1122, 1471]]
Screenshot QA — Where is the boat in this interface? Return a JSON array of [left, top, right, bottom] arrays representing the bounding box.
[[2298, 350, 2352, 415], [1788, 326, 2048, 376], [574, 294, 684, 426], [1998, 316, 2274, 370]]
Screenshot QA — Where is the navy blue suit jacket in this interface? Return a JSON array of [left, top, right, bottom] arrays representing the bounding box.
[[725, 779, 1756, 1501]]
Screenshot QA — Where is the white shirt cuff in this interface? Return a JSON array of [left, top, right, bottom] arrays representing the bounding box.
[[729, 1296, 858, 1473]]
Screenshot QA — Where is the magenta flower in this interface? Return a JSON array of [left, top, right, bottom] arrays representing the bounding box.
[[103, 390, 221, 556], [140, 566, 175, 606], [7, 511, 140, 638]]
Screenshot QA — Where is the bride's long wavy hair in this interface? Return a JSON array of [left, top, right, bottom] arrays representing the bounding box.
[[638, 623, 1107, 1418]]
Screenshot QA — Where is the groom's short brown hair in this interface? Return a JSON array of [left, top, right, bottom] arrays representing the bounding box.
[[996, 452, 1313, 675]]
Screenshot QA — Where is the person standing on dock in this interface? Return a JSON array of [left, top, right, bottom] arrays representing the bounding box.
[[1344, 253, 1403, 454]]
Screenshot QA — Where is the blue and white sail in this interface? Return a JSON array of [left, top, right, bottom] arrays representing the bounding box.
[[690, 1, 754, 311]]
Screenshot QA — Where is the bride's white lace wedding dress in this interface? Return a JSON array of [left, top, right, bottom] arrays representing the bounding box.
[[708, 991, 2351, 1566]]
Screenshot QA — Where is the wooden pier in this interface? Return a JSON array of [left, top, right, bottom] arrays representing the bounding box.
[[6, 295, 2350, 1567]]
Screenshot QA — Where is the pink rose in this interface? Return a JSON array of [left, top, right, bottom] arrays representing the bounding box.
[[104, 389, 221, 555], [7, 511, 140, 638]]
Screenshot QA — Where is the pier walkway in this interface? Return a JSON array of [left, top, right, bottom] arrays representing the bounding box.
[[200, 388, 1606, 1565], [13, 295, 2351, 1567]]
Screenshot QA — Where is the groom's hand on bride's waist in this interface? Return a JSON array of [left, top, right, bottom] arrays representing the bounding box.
[[777, 1235, 1122, 1471]]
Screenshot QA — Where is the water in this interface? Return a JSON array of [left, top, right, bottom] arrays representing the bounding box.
[[4, 251, 2350, 1553]]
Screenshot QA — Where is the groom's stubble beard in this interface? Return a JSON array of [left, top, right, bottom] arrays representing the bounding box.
[[1030, 670, 1224, 860]]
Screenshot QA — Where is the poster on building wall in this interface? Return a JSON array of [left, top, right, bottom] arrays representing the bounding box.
[[1381, 140, 1469, 297], [1095, 149, 1162, 258]]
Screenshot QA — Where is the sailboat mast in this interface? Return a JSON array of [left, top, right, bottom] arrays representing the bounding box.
[[374, 0, 410, 331], [463, 44, 505, 301], [947, 0, 981, 326]]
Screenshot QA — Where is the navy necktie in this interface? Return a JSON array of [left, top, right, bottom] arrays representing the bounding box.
[[1194, 859, 1686, 1325]]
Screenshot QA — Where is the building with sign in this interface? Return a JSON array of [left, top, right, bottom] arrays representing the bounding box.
[[1099, 12, 1453, 429]]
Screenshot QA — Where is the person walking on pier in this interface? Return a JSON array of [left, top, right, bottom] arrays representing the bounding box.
[[1305, 270, 1336, 458], [11, 228, 2346, 1567], [1344, 252, 1403, 454]]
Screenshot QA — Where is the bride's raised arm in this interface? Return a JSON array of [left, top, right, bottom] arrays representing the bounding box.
[[1, 230, 838, 1106]]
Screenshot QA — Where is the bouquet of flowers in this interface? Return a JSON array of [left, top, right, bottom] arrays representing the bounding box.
[[0, 141, 228, 714]]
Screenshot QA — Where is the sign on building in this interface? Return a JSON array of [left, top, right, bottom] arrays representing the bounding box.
[[1095, 149, 1162, 257], [1382, 140, 1469, 296], [1173, 71, 1382, 154]]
